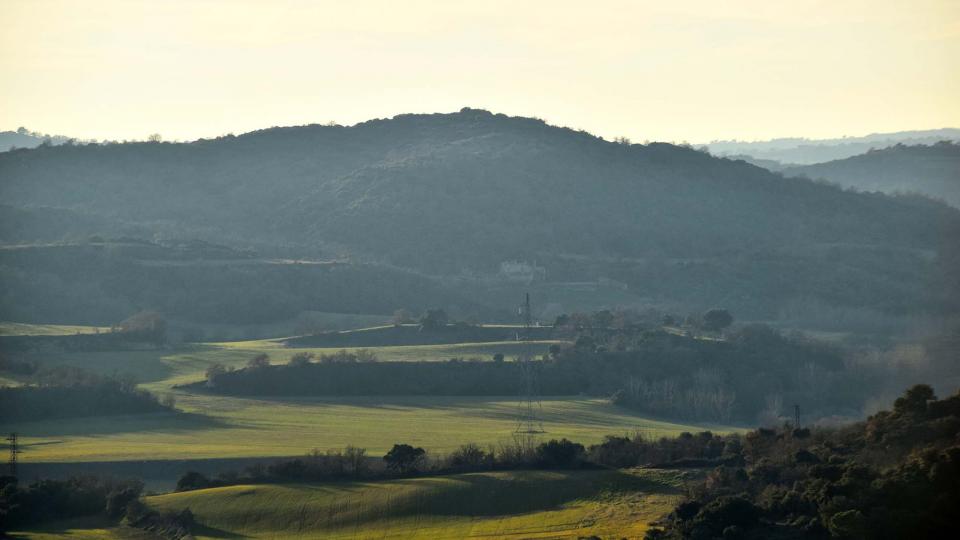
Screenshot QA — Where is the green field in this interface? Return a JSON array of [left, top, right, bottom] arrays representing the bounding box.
[[0, 312, 390, 341], [7, 516, 154, 540], [4, 335, 734, 463], [10, 469, 686, 539], [8, 394, 730, 462], [149, 468, 685, 539], [0, 321, 111, 336], [1, 327, 724, 538], [10, 338, 564, 389]]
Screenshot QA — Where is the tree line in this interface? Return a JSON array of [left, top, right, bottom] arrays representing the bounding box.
[[3, 384, 955, 539], [0, 365, 175, 423], [172, 430, 739, 493], [0, 475, 194, 539], [197, 320, 860, 423]]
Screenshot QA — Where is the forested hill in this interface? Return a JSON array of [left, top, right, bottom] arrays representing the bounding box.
[[781, 142, 960, 207], [2, 108, 958, 319]]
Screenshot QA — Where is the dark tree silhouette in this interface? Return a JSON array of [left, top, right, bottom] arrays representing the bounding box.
[[893, 383, 935, 414], [701, 309, 734, 333], [383, 443, 426, 473], [288, 352, 314, 367], [419, 309, 449, 329], [247, 354, 270, 369], [117, 311, 167, 346], [175, 471, 211, 492], [536, 439, 585, 468]]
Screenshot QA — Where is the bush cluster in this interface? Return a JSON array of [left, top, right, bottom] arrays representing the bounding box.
[[648, 385, 960, 539], [199, 322, 864, 424], [0, 367, 174, 422]]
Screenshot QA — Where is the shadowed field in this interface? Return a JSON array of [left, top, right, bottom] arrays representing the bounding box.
[[145, 468, 686, 539], [8, 469, 688, 539]]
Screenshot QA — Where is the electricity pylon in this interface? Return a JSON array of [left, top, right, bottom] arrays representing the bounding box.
[[515, 293, 545, 434]]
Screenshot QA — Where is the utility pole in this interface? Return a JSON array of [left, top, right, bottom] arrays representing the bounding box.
[[794, 405, 801, 430]]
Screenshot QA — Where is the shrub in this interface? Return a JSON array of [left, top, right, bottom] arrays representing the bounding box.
[[449, 443, 493, 470], [288, 352, 314, 367], [175, 471, 212, 492], [701, 309, 733, 332], [247, 354, 270, 369], [383, 443, 426, 474], [204, 363, 227, 387], [536, 439, 585, 469], [689, 496, 760, 536]]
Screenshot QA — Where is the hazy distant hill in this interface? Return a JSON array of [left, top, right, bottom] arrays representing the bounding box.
[[0, 127, 74, 152], [0, 204, 147, 244], [1, 109, 958, 322], [706, 128, 960, 165], [781, 142, 960, 207], [0, 241, 478, 325]]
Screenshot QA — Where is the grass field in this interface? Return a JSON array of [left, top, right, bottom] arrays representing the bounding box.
[[0, 312, 390, 341], [4, 335, 734, 464], [7, 395, 730, 462], [9, 338, 564, 390], [0, 322, 111, 336], [3, 326, 719, 538], [10, 469, 687, 539], [148, 468, 686, 539], [7, 516, 155, 540]]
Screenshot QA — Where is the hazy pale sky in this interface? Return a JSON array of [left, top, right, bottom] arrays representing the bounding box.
[[2, 0, 958, 143]]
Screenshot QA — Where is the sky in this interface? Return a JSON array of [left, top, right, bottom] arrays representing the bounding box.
[[1, 0, 958, 143]]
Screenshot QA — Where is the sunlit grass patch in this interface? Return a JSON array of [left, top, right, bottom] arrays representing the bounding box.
[[9, 395, 734, 462], [145, 469, 686, 539], [0, 322, 111, 336]]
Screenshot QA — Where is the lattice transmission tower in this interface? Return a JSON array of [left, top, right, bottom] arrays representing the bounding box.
[[515, 293, 545, 434], [6, 432, 21, 478]]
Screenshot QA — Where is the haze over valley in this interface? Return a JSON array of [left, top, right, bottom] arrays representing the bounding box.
[[1, 1, 958, 539]]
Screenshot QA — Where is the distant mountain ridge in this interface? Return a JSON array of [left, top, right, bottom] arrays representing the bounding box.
[[1, 108, 958, 322], [781, 142, 960, 207], [706, 128, 960, 165]]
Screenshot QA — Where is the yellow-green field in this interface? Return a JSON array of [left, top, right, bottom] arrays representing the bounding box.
[[0, 321, 111, 336], [8, 395, 728, 462], [11, 338, 564, 389], [10, 469, 687, 539], [7, 516, 154, 540], [2, 326, 716, 539], [153, 468, 684, 539], [4, 336, 734, 463]]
